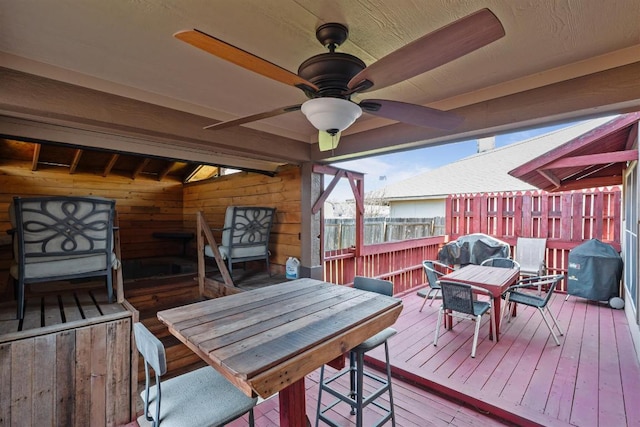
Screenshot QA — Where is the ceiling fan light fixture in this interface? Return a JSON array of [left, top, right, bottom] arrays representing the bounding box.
[[301, 98, 362, 134]]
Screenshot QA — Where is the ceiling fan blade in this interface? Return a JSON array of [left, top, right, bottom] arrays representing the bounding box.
[[203, 105, 301, 130], [175, 29, 319, 92], [360, 99, 463, 130], [318, 131, 341, 151], [348, 8, 505, 93]]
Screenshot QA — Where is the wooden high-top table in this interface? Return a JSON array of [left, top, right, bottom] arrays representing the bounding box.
[[157, 278, 403, 427], [441, 264, 520, 341]]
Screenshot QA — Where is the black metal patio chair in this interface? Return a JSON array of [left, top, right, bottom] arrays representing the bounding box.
[[433, 280, 496, 358], [502, 274, 565, 345], [419, 260, 455, 311]]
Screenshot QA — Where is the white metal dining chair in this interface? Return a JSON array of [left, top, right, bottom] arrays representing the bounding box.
[[134, 323, 256, 427]]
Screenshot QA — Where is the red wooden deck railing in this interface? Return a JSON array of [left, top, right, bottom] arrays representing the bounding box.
[[324, 188, 621, 295], [323, 236, 445, 294]]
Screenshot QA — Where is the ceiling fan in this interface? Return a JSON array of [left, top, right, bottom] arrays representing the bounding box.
[[175, 8, 505, 151]]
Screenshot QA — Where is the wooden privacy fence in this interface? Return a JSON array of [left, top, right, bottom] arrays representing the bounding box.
[[446, 188, 622, 292], [323, 188, 621, 295], [324, 217, 445, 250]]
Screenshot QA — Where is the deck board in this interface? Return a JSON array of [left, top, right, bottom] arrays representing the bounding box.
[[121, 272, 639, 427], [366, 288, 640, 427]]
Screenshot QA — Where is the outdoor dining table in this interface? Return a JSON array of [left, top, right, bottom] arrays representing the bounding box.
[[157, 277, 403, 427], [441, 264, 520, 341]]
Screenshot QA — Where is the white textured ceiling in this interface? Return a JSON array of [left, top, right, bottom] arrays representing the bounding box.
[[1, 0, 639, 168]]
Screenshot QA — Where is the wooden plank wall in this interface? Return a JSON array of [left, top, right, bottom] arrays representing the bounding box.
[[183, 165, 302, 271], [0, 317, 132, 426], [0, 162, 185, 271]]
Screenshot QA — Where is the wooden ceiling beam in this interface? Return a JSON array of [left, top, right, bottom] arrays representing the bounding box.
[[624, 123, 638, 150], [182, 164, 201, 183], [552, 175, 623, 192], [317, 63, 640, 162], [31, 143, 40, 171], [69, 148, 83, 174], [544, 149, 638, 169], [158, 161, 175, 181], [537, 169, 561, 189], [103, 153, 119, 177], [131, 158, 150, 180]]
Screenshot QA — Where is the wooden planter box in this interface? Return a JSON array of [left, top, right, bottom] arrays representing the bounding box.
[[0, 292, 136, 426]]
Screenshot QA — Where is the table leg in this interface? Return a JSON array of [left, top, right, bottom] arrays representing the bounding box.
[[491, 296, 501, 342], [279, 377, 310, 427]]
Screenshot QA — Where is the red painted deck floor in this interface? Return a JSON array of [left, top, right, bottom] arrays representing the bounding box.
[[126, 285, 640, 427], [362, 289, 640, 427]]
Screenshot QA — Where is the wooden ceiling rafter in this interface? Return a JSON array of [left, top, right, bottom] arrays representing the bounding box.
[[131, 158, 150, 180], [31, 143, 40, 171], [510, 113, 640, 192], [69, 149, 83, 174], [103, 153, 119, 177], [182, 164, 202, 183], [158, 161, 176, 181], [624, 123, 638, 150], [537, 169, 561, 189]]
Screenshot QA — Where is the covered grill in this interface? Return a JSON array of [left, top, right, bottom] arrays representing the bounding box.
[[438, 233, 510, 266], [567, 239, 623, 301]]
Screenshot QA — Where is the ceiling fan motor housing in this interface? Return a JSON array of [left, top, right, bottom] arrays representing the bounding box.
[[297, 52, 366, 98], [297, 23, 366, 99]]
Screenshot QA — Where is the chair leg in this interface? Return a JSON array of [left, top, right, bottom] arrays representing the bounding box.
[[419, 288, 431, 312], [429, 288, 439, 307], [355, 351, 365, 427], [349, 352, 357, 415], [433, 306, 443, 347], [383, 341, 396, 427], [537, 307, 561, 345], [471, 314, 482, 358], [546, 307, 564, 336], [501, 293, 510, 320], [265, 256, 271, 277], [16, 277, 25, 320], [106, 271, 113, 304]]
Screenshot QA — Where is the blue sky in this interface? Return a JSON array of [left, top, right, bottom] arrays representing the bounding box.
[[326, 121, 577, 201]]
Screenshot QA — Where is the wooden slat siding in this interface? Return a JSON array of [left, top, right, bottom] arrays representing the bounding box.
[[182, 165, 301, 270], [0, 162, 185, 274], [33, 334, 56, 425], [75, 326, 92, 424], [11, 339, 33, 425], [56, 330, 75, 427], [0, 342, 10, 425]]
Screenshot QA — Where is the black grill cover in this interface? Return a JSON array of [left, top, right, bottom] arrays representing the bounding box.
[[567, 239, 623, 301], [438, 233, 510, 266]]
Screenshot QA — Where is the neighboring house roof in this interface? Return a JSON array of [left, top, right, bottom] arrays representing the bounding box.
[[380, 116, 616, 201], [509, 112, 639, 192]]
